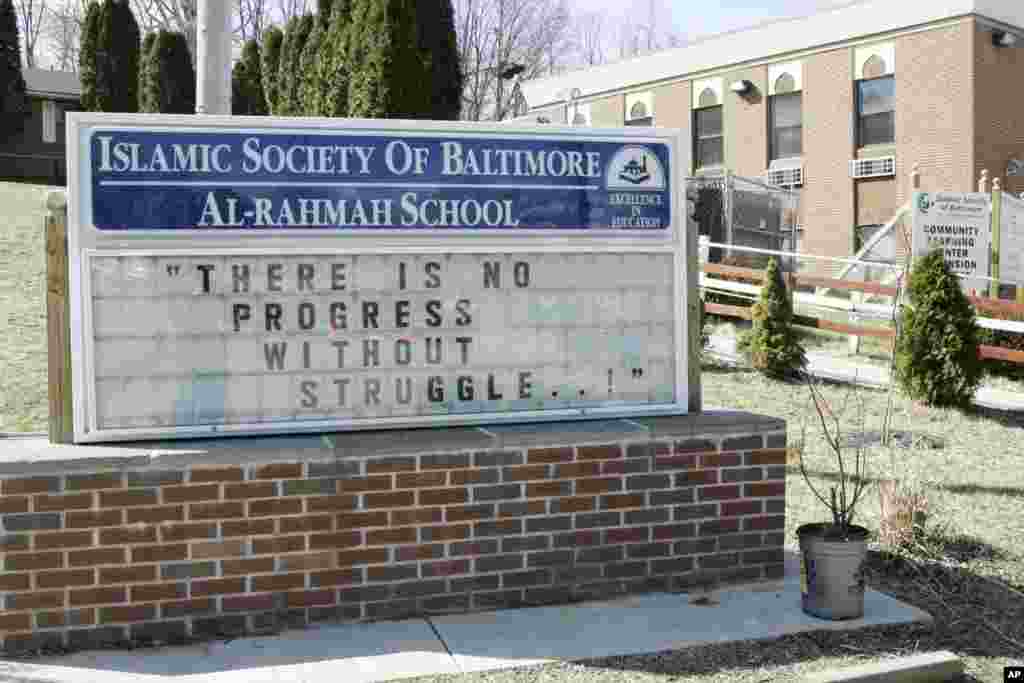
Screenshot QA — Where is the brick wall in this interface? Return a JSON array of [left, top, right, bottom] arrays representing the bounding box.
[[974, 19, 1024, 196], [723, 66, 768, 180], [652, 82, 692, 173], [0, 416, 785, 656]]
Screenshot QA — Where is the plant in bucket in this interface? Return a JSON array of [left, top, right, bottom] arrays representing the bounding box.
[[795, 375, 872, 620]]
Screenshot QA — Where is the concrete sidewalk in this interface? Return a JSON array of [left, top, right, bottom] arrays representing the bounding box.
[[707, 334, 1024, 412], [1, 552, 932, 683]]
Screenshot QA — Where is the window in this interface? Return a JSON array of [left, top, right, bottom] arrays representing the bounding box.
[[626, 101, 652, 126], [42, 100, 58, 144], [693, 106, 723, 169], [856, 76, 894, 147], [769, 92, 802, 159]]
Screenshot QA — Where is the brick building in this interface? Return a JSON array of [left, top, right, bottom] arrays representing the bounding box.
[[519, 0, 1024, 263]]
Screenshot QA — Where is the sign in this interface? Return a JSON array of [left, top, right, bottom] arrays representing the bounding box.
[[911, 191, 990, 291], [1001, 191, 1024, 286], [67, 114, 689, 443]]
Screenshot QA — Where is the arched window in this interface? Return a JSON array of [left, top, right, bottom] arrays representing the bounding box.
[[629, 101, 648, 119], [572, 112, 587, 125], [862, 55, 887, 80], [698, 88, 719, 108], [774, 73, 796, 95]]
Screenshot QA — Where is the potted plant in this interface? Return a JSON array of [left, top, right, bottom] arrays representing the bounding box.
[[795, 376, 871, 620]]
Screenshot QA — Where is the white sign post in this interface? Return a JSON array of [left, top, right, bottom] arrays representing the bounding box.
[[1000, 191, 1024, 298], [911, 191, 991, 292], [67, 114, 691, 443]]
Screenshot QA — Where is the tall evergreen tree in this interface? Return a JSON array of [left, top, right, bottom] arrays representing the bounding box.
[[137, 32, 156, 111], [317, 0, 334, 27], [139, 30, 194, 114], [417, 0, 462, 120], [94, 0, 141, 112], [298, 14, 325, 114], [79, 1, 102, 111], [232, 38, 267, 115], [260, 25, 283, 114], [0, 0, 28, 137], [275, 14, 314, 115], [316, 0, 351, 117], [347, 0, 425, 119]]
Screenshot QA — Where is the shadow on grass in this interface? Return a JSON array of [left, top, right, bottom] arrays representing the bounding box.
[[794, 465, 1024, 500]]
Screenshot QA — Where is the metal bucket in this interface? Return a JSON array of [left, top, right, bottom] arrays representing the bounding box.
[[797, 523, 869, 620]]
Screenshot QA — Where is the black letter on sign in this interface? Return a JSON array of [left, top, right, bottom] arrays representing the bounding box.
[[457, 376, 474, 401], [514, 262, 530, 288], [330, 302, 347, 330], [264, 342, 287, 371], [518, 371, 533, 399], [298, 302, 316, 330], [364, 379, 381, 405], [331, 263, 347, 291], [362, 301, 379, 329], [425, 337, 443, 364], [425, 261, 441, 288], [456, 299, 472, 326], [298, 263, 315, 291], [232, 264, 250, 293], [232, 303, 251, 332], [483, 261, 500, 288], [300, 381, 319, 408], [395, 378, 412, 404], [267, 263, 283, 292], [428, 376, 445, 402], [395, 300, 411, 328], [487, 374, 503, 400], [425, 300, 442, 327], [395, 339, 412, 366], [196, 265, 215, 293], [398, 261, 407, 290], [265, 303, 282, 331]]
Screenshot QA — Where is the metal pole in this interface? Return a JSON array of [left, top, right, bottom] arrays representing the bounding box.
[[196, 0, 232, 115], [990, 177, 1002, 299]]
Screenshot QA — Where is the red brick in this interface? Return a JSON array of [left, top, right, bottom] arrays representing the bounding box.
[[222, 557, 275, 575], [252, 535, 306, 554], [390, 508, 444, 526], [4, 591, 64, 609], [287, 589, 335, 608], [337, 548, 389, 566], [722, 500, 763, 517], [100, 566, 157, 583], [394, 472, 445, 489], [278, 552, 334, 571], [744, 515, 785, 531], [367, 527, 417, 545], [224, 482, 276, 499], [601, 494, 645, 510], [502, 465, 550, 482], [161, 522, 217, 542], [527, 447, 574, 463], [746, 482, 785, 497], [309, 532, 361, 550], [223, 594, 275, 612], [451, 470, 499, 485], [189, 467, 244, 483], [699, 485, 742, 501], [0, 614, 32, 632], [338, 476, 395, 493], [418, 488, 467, 506], [499, 500, 546, 517], [67, 509, 123, 528], [575, 478, 620, 495], [34, 531, 93, 549], [551, 496, 595, 513], [191, 540, 246, 559], [2, 477, 59, 495], [364, 491, 414, 508], [577, 445, 622, 460], [395, 544, 443, 561], [653, 523, 696, 540], [131, 583, 186, 602], [252, 573, 305, 592], [163, 484, 220, 503], [0, 496, 29, 513], [126, 505, 184, 524], [69, 586, 125, 605], [222, 518, 275, 537], [311, 569, 361, 587], [100, 526, 158, 545], [4, 551, 64, 570], [36, 608, 96, 628], [280, 514, 334, 533], [366, 459, 417, 474], [249, 498, 302, 517], [100, 604, 156, 623], [67, 473, 123, 490], [606, 527, 649, 543], [423, 524, 470, 541], [527, 481, 570, 497], [555, 462, 601, 478], [132, 544, 187, 563], [35, 492, 93, 511], [69, 547, 125, 566], [748, 449, 788, 465], [191, 578, 246, 596], [0, 573, 30, 591], [677, 470, 719, 486], [654, 455, 697, 470], [100, 489, 159, 507], [306, 495, 358, 513], [254, 463, 302, 479], [699, 454, 742, 467], [335, 511, 389, 529], [37, 569, 95, 588], [189, 501, 244, 520]]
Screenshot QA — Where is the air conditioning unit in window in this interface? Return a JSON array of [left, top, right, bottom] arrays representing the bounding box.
[[765, 166, 803, 187], [850, 156, 896, 179]]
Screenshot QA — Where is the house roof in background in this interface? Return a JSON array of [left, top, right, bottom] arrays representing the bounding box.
[[23, 68, 82, 100], [521, 0, 1024, 109]]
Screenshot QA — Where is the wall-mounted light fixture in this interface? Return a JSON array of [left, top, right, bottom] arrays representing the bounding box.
[[993, 30, 1018, 47], [730, 79, 754, 95]]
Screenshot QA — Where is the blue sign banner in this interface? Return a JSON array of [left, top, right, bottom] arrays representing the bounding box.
[[88, 130, 672, 232]]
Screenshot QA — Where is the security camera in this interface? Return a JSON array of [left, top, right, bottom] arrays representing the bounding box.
[[993, 30, 1017, 47], [730, 80, 753, 94]]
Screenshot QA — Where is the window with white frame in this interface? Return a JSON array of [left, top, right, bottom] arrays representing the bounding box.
[[693, 104, 723, 169], [42, 100, 58, 144]]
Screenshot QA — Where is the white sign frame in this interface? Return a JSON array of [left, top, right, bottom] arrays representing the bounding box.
[[67, 113, 691, 443], [911, 190, 991, 292]]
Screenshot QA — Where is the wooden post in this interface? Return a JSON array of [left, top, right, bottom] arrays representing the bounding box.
[[45, 190, 74, 444], [685, 186, 702, 414], [979, 169, 990, 194], [911, 163, 921, 191], [991, 178, 1003, 300]]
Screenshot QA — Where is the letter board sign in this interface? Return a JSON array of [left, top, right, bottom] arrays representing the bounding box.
[[67, 114, 690, 443]]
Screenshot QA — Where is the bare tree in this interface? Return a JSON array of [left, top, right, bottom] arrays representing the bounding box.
[[274, 0, 306, 24], [572, 10, 606, 67], [43, 0, 85, 71], [14, 0, 48, 67], [455, 0, 570, 121], [131, 0, 197, 55], [236, 0, 270, 43]]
